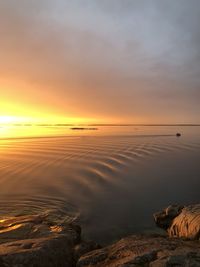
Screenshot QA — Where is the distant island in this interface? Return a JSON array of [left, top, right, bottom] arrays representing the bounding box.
[[70, 127, 98, 130]]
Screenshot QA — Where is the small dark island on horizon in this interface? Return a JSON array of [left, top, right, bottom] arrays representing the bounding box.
[[70, 127, 98, 131]]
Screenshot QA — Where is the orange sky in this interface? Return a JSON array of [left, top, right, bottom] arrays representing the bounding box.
[[0, 1, 200, 124]]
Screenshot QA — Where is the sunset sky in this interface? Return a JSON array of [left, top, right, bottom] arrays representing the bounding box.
[[0, 0, 200, 124]]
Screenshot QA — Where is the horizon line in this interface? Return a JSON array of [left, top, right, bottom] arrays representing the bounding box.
[[0, 123, 200, 127]]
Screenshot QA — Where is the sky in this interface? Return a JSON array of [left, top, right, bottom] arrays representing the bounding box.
[[0, 0, 200, 124]]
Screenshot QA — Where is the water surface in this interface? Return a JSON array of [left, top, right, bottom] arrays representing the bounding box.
[[0, 125, 199, 243]]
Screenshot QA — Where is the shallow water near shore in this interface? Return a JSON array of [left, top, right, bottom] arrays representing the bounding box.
[[0, 125, 200, 244]]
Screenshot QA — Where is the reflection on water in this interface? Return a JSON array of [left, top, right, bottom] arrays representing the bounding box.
[[0, 125, 200, 243]]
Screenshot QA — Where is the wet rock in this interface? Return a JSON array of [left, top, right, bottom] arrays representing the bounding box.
[[0, 213, 81, 267], [154, 204, 200, 240], [77, 235, 200, 267]]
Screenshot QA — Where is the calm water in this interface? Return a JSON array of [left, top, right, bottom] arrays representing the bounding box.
[[0, 125, 200, 243]]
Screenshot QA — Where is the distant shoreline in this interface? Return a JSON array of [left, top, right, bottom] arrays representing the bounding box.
[[70, 127, 98, 130], [0, 123, 200, 127]]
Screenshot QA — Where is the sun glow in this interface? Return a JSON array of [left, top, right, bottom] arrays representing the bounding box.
[[0, 100, 96, 125], [0, 116, 28, 124], [0, 83, 108, 127], [0, 80, 112, 127], [0, 115, 98, 125]]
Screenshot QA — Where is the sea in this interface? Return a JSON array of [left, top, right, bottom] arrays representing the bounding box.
[[0, 124, 199, 243]]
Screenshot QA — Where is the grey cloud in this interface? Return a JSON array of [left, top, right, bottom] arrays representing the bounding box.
[[0, 0, 199, 122]]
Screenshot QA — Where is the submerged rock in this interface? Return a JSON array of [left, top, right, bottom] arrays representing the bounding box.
[[77, 235, 200, 267], [154, 204, 200, 240]]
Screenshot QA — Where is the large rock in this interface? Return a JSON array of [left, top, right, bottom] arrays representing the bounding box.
[[77, 235, 200, 267], [0, 213, 81, 267], [154, 204, 200, 240]]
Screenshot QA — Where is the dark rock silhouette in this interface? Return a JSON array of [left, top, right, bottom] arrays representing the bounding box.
[[70, 127, 98, 131]]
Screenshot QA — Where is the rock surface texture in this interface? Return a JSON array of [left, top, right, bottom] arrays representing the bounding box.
[[154, 204, 200, 240], [0, 213, 83, 267], [0, 204, 199, 266], [77, 235, 200, 267]]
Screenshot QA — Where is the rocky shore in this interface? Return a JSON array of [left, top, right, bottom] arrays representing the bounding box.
[[0, 204, 199, 267]]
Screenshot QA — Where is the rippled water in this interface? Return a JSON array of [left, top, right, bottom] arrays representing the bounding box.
[[0, 125, 200, 243]]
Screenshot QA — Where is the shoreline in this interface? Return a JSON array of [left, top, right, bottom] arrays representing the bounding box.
[[0, 204, 199, 266]]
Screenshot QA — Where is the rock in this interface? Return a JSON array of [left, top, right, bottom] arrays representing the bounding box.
[[0, 236, 75, 267], [150, 250, 200, 267], [154, 204, 200, 240], [1, 204, 199, 266], [74, 241, 101, 261], [154, 205, 184, 230], [0, 213, 81, 267], [77, 235, 200, 267], [169, 204, 200, 239]]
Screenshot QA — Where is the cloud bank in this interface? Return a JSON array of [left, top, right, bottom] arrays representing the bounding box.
[[0, 0, 200, 122]]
